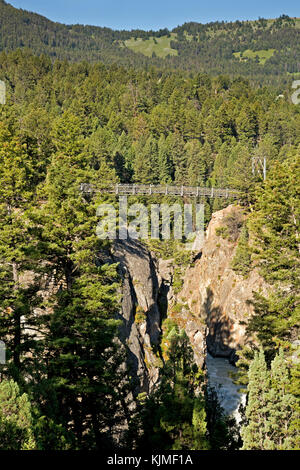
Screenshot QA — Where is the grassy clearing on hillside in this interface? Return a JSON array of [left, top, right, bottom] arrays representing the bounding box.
[[233, 49, 276, 64], [125, 34, 178, 58], [184, 32, 194, 41]]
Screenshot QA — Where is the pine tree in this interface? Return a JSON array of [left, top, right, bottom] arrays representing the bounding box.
[[226, 142, 257, 205], [264, 348, 297, 449], [135, 326, 209, 450], [0, 122, 42, 379], [247, 155, 300, 355], [241, 349, 270, 449], [113, 131, 135, 182], [231, 224, 252, 276], [191, 396, 209, 450], [166, 132, 187, 185], [241, 348, 299, 449], [157, 134, 172, 183], [235, 105, 258, 144], [289, 360, 300, 449], [249, 155, 300, 286], [211, 141, 231, 188], [50, 111, 86, 159], [32, 143, 130, 448], [186, 140, 206, 187], [0, 379, 36, 450], [133, 135, 159, 184]]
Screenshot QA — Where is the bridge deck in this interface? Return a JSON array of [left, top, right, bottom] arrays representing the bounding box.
[[80, 183, 239, 199]]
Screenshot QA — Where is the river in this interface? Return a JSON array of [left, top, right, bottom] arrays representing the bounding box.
[[206, 353, 246, 422]]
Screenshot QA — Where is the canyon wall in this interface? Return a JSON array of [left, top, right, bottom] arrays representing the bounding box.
[[114, 205, 269, 393], [20, 205, 268, 395], [113, 239, 162, 394], [174, 205, 268, 364]]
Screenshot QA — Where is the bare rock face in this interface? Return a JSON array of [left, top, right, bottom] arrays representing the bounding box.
[[176, 205, 269, 364], [113, 239, 162, 394]]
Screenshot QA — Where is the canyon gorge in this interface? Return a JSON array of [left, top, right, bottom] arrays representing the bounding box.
[[115, 204, 269, 416]]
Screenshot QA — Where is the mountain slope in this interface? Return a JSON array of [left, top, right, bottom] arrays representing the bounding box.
[[0, 0, 151, 66], [1, 1, 300, 83]]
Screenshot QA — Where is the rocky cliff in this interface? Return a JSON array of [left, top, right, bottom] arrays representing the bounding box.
[[113, 205, 270, 394], [113, 239, 162, 394], [20, 205, 268, 394], [174, 204, 269, 364]]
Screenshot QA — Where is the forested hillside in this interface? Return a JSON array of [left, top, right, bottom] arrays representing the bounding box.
[[0, 49, 299, 198], [0, 0, 300, 84], [0, 48, 299, 450]]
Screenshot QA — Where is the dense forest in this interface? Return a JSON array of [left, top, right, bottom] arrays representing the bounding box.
[[0, 1, 300, 85], [0, 46, 299, 450]]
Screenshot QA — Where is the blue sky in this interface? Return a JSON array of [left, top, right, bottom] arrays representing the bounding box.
[[8, 0, 300, 30]]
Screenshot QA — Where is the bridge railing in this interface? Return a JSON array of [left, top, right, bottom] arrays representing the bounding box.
[[80, 183, 239, 199]]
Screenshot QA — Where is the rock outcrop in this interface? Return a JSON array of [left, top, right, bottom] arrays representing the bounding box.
[[174, 205, 269, 364], [114, 204, 269, 387], [113, 239, 162, 394]]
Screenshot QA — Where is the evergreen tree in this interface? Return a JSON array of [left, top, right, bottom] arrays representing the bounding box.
[[264, 349, 297, 449], [236, 105, 258, 144], [231, 224, 252, 276], [0, 379, 35, 450], [241, 349, 270, 449], [29, 136, 130, 448], [247, 155, 300, 355], [157, 134, 172, 183], [166, 132, 187, 185], [135, 325, 209, 450], [241, 349, 299, 450], [211, 141, 231, 188], [186, 140, 206, 187], [133, 135, 159, 183], [0, 122, 42, 379], [226, 142, 257, 206]]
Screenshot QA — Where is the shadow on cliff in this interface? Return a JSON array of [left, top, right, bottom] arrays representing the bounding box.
[[114, 238, 149, 259], [204, 287, 237, 363]]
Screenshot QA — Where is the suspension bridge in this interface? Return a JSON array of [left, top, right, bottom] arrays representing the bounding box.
[[80, 183, 239, 199]]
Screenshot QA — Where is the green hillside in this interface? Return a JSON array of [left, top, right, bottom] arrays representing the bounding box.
[[125, 34, 178, 58], [0, 0, 300, 83], [233, 49, 276, 64]]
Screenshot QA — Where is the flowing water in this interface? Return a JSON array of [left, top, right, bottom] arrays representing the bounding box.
[[206, 353, 246, 422]]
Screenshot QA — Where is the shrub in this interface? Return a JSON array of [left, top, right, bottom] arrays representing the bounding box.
[[223, 210, 244, 242], [135, 305, 147, 324], [231, 225, 252, 276], [215, 210, 243, 242]]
